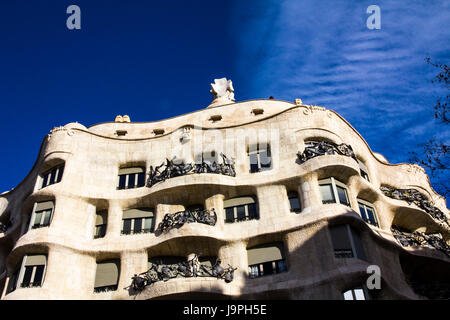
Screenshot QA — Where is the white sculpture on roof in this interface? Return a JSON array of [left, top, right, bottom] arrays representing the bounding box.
[[208, 78, 235, 107]]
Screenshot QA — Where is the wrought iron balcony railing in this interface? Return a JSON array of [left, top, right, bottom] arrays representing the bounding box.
[[391, 225, 450, 256], [128, 255, 237, 293], [147, 153, 235, 187], [297, 140, 358, 164], [157, 209, 217, 233], [381, 186, 449, 227]]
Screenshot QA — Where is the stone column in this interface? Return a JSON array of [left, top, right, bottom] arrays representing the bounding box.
[[256, 185, 289, 220], [299, 172, 322, 214], [218, 241, 247, 291], [106, 200, 123, 238], [205, 194, 224, 228], [118, 250, 147, 292]]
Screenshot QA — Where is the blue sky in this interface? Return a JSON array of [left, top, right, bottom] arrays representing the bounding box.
[[0, 1, 448, 196]]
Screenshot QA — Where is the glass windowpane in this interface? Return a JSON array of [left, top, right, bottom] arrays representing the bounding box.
[[137, 172, 145, 187], [42, 174, 48, 188], [49, 169, 56, 185], [33, 265, 45, 287], [259, 149, 271, 169], [249, 153, 259, 172], [42, 210, 52, 226], [133, 218, 142, 233], [320, 184, 335, 204], [289, 196, 301, 212], [343, 290, 354, 300], [118, 175, 126, 189], [247, 203, 258, 219], [337, 186, 349, 206], [225, 207, 234, 223], [122, 219, 132, 234], [354, 288, 366, 300], [262, 261, 274, 276], [56, 166, 64, 182], [127, 174, 136, 189], [33, 211, 43, 228], [143, 217, 153, 232], [366, 207, 377, 226], [236, 205, 246, 221], [21, 266, 34, 287]]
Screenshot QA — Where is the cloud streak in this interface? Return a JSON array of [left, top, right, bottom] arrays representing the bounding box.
[[230, 0, 449, 192]]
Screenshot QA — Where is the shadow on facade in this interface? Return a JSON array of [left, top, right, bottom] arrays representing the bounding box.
[[123, 212, 450, 300]]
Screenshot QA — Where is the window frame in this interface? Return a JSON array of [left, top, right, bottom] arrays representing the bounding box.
[[117, 167, 146, 190], [287, 191, 302, 213], [343, 287, 369, 300], [121, 208, 155, 235], [9, 255, 47, 293], [94, 210, 108, 239], [94, 259, 120, 293], [223, 196, 259, 223], [247, 242, 288, 279], [319, 177, 350, 207], [40, 164, 64, 189], [248, 143, 272, 173], [357, 159, 370, 182], [357, 199, 379, 227], [329, 224, 366, 260], [27, 201, 54, 232]]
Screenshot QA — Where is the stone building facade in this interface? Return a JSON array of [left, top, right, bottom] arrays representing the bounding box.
[[0, 79, 449, 300]]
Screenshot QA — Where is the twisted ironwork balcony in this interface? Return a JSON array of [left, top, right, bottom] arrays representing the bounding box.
[[391, 225, 450, 256], [129, 255, 237, 293], [297, 140, 358, 164], [381, 186, 449, 227], [157, 208, 217, 233], [147, 153, 236, 187]]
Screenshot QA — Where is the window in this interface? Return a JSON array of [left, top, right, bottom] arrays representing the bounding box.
[[94, 210, 108, 239], [117, 167, 145, 190], [329, 224, 366, 260], [40, 164, 64, 189], [248, 143, 272, 173], [288, 191, 301, 213], [247, 242, 287, 279], [7, 254, 47, 294], [26, 201, 54, 232], [94, 259, 120, 293], [343, 287, 369, 300], [357, 200, 379, 227], [121, 208, 154, 235], [223, 196, 258, 223], [319, 178, 350, 206], [358, 159, 370, 182]]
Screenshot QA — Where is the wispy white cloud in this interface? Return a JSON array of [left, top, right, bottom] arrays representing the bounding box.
[[230, 0, 449, 190]]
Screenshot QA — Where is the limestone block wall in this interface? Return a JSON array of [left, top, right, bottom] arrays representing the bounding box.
[[0, 99, 448, 300]]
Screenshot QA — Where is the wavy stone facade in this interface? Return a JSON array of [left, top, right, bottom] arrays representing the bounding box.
[[0, 91, 449, 300]]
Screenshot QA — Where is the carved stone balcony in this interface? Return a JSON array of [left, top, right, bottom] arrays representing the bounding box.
[[147, 153, 236, 187]]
